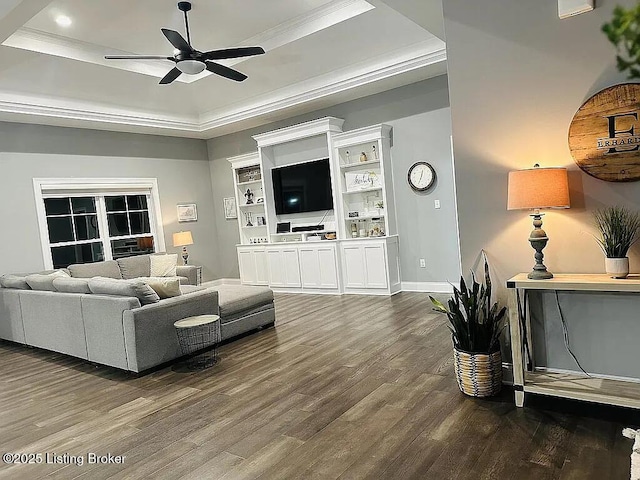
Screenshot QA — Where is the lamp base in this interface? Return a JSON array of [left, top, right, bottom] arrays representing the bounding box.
[[528, 212, 553, 280], [182, 247, 189, 265], [527, 269, 553, 280]]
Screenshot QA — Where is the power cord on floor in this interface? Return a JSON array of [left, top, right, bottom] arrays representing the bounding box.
[[554, 291, 591, 377]]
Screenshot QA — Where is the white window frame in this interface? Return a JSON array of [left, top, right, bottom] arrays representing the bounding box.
[[33, 178, 166, 269]]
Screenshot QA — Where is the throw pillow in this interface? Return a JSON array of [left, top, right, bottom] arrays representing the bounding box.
[[117, 255, 151, 280], [150, 254, 178, 277], [25, 270, 70, 291], [88, 277, 160, 305], [0, 274, 31, 290], [52, 277, 91, 294], [139, 277, 182, 299]]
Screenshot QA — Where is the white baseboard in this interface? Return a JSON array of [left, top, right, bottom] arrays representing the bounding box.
[[201, 278, 242, 287], [401, 281, 453, 293]]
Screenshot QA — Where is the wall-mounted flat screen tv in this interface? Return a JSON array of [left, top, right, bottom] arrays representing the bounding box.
[[272, 158, 333, 215]]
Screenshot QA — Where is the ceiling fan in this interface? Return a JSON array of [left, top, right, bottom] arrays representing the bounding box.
[[104, 1, 265, 85]]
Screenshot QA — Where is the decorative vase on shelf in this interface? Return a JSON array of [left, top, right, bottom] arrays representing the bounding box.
[[605, 257, 629, 279], [359, 152, 367, 163]]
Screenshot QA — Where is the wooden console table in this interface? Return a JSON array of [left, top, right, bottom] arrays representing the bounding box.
[[506, 273, 640, 409]]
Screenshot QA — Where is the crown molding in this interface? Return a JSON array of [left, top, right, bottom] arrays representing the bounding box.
[[253, 117, 345, 147], [199, 38, 446, 134], [0, 91, 200, 132], [227, 151, 260, 167], [332, 124, 392, 147]]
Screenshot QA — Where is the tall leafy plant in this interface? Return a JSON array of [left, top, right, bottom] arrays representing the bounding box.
[[593, 206, 640, 258], [430, 258, 506, 354], [602, 4, 640, 79]]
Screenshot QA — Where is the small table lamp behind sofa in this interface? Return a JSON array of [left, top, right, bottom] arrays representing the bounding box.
[[173, 231, 194, 265]]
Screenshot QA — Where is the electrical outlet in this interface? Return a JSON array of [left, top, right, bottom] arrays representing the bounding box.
[[419, 258, 426, 268], [434, 200, 441, 209]]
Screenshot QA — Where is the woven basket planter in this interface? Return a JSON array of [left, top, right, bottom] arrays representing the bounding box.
[[453, 347, 502, 397]]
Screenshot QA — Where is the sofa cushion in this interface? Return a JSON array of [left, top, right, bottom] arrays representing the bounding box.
[[212, 285, 274, 317], [117, 255, 151, 280], [25, 270, 70, 291], [68, 261, 122, 279], [181, 285, 206, 294], [88, 277, 159, 305], [150, 254, 178, 277], [138, 277, 182, 299], [0, 274, 31, 290], [52, 276, 91, 294]]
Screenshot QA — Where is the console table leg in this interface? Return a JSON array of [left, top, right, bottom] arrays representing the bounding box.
[[508, 287, 526, 407]]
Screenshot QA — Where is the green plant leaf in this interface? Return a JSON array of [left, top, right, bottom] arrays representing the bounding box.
[[603, 4, 640, 79], [433, 255, 507, 353]]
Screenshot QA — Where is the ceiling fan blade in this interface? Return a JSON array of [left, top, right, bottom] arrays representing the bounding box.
[[159, 67, 182, 84], [161, 28, 193, 52], [105, 55, 174, 60], [201, 46, 265, 61], [205, 61, 247, 82]]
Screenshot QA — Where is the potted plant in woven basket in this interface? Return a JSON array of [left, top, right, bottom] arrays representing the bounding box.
[[430, 257, 507, 397], [593, 206, 640, 279]]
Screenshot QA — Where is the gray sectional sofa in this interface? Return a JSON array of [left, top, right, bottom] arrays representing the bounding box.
[[0, 255, 275, 372]]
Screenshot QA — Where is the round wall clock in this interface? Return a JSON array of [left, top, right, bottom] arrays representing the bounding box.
[[408, 162, 436, 191]]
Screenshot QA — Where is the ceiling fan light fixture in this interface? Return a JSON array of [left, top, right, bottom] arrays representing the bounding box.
[[176, 60, 205, 75]]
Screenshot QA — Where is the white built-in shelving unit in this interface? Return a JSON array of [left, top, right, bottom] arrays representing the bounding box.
[[228, 152, 269, 246], [228, 117, 401, 295]]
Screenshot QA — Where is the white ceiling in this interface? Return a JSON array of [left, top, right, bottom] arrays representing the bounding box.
[[0, 0, 446, 138]]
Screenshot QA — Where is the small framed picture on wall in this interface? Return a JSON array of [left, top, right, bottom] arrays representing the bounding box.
[[224, 197, 237, 219], [177, 203, 198, 222]]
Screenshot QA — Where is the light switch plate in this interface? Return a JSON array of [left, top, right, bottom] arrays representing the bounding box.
[[434, 200, 441, 209], [558, 0, 593, 19]]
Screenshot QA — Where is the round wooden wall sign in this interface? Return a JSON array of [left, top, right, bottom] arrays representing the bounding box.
[[569, 83, 640, 182]]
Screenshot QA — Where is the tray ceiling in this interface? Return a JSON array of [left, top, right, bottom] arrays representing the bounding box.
[[0, 0, 446, 138]]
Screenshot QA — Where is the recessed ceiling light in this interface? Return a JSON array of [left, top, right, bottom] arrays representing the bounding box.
[[55, 15, 72, 27]]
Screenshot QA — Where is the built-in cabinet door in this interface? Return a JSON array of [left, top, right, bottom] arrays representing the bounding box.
[[254, 249, 269, 285], [238, 249, 257, 285], [317, 246, 339, 289], [342, 245, 366, 288], [363, 244, 387, 288], [299, 248, 321, 288], [267, 249, 285, 287], [282, 248, 301, 287], [299, 245, 338, 289]]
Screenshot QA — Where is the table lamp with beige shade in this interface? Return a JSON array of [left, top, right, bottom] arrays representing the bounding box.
[[507, 164, 570, 279], [173, 231, 194, 265]]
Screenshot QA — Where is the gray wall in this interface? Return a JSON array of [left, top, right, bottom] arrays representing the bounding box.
[[442, 0, 640, 372], [0, 122, 219, 280], [208, 75, 462, 284], [443, 0, 640, 282], [531, 291, 640, 378]]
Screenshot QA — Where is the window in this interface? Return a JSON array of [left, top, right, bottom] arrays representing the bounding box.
[[34, 179, 165, 269]]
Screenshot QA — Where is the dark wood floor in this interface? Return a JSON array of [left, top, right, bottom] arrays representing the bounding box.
[[0, 292, 635, 479]]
